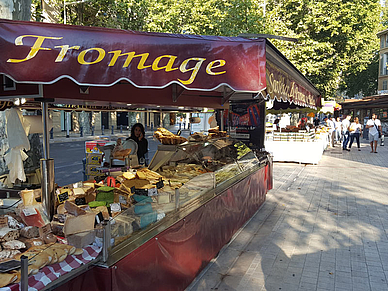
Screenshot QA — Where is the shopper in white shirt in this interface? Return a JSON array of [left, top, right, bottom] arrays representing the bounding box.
[[325, 117, 335, 147], [348, 117, 362, 151], [342, 115, 351, 151], [334, 117, 342, 143], [365, 113, 381, 153]]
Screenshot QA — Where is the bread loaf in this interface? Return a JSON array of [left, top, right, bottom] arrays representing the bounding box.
[[0, 227, 20, 242], [0, 249, 21, 261], [18, 237, 44, 249], [2, 240, 26, 250], [20, 226, 39, 238], [0, 272, 18, 288], [51, 221, 65, 237], [5, 215, 24, 229]]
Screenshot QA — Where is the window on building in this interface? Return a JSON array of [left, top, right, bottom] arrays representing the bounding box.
[[383, 80, 388, 91], [382, 35, 385, 49], [381, 53, 388, 75]]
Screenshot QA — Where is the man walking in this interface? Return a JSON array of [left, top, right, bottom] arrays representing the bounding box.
[[342, 115, 351, 151], [335, 117, 342, 143], [365, 113, 381, 153], [325, 117, 335, 147]]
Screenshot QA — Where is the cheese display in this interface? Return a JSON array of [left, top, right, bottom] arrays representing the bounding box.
[[0, 136, 262, 288]]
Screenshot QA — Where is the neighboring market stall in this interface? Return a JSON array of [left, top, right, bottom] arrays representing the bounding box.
[[262, 60, 324, 164], [0, 19, 319, 291]]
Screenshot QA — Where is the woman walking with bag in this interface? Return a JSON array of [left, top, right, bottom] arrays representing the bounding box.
[[365, 114, 382, 153], [349, 117, 362, 151]]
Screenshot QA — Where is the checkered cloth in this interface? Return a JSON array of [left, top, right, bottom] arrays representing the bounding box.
[[0, 245, 101, 291]]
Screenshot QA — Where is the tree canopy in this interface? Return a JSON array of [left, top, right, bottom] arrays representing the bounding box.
[[40, 0, 384, 100]]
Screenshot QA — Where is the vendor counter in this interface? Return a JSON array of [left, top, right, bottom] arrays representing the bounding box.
[[0, 137, 273, 291]]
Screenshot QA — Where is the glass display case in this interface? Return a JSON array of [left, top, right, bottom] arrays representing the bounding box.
[[104, 137, 264, 266]]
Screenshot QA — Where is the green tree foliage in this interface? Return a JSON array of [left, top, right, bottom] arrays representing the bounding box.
[[266, 0, 381, 99], [60, 0, 382, 99]]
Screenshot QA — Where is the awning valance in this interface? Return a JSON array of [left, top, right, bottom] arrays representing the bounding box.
[[0, 19, 266, 93], [0, 19, 320, 110]]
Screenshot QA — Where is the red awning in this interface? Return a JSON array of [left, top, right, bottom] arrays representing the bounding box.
[[0, 19, 320, 109], [0, 19, 266, 93]]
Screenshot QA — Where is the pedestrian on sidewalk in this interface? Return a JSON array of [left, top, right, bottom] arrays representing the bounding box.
[[365, 113, 381, 153], [325, 117, 335, 147], [342, 115, 351, 151], [349, 117, 362, 151], [335, 116, 342, 143]]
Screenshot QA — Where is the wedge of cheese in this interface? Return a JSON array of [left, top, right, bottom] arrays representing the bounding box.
[[63, 213, 96, 236]]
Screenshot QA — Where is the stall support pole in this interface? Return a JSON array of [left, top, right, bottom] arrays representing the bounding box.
[[175, 188, 180, 210], [102, 220, 111, 263], [66, 111, 70, 138], [220, 109, 224, 131], [41, 101, 55, 220], [21, 255, 28, 291], [42, 102, 50, 159]]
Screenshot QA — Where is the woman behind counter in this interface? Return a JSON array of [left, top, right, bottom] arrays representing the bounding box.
[[127, 123, 148, 164]]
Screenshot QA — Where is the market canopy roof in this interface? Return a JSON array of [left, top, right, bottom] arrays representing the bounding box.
[[0, 19, 320, 109]]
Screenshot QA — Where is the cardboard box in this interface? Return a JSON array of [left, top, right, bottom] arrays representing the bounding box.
[[86, 153, 103, 165], [86, 164, 102, 176], [85, 140, 108, 153]]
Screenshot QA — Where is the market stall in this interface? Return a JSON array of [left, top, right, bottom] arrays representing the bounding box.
[[265, 128, 329, 164], [263, 59, 323, 163], [0, 19, 319, 291]]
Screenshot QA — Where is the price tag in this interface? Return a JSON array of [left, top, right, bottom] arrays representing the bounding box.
[[110, 203, 121, 212], [0, 216, 8, 228], [39, 223, 52, 237], [95, 212, 104, 224], [75, 197, 87, 206], [22, 207, 37, 217], [57, 191, 69, 204], [156, 180, 164, 189], [119, 195, 127, 205], [147, 187, 158, 196]]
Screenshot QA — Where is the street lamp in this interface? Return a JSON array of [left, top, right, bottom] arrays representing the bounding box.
[[63, 0, 89, 24]]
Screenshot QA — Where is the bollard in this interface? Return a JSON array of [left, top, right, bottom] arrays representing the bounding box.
[[381, 134, 385, 146], [21, 255, 28, 291], [102, 125, 105, 135], [120, 124, 123, 133], [80, 126, 83, 137], [111, 125, 114, 135], [50, 128, 53, 139], [91, 126, 95, 136]]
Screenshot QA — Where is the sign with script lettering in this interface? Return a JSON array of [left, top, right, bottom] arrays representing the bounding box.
[[266, 61, 319, 109], [0, 19, 266, 93]]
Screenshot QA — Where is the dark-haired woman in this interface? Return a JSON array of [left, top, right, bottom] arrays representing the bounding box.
[[127, 123, 148, 164]]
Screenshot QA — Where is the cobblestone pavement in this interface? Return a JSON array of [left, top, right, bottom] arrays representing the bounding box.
[[188, 140, 388, 291]]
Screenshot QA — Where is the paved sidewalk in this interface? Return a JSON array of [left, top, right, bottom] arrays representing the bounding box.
[[188, 139, 388, 291]]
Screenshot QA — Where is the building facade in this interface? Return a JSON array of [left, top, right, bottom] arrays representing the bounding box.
[[378, 28, 388, 95]]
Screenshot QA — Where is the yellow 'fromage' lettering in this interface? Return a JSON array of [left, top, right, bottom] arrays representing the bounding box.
[[178, 57, 206, 85], [78, 48, 106, 65], [7, 35, 63, 63]]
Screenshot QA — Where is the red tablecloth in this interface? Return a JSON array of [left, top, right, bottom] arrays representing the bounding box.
[[1, 246, 101, 291]]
